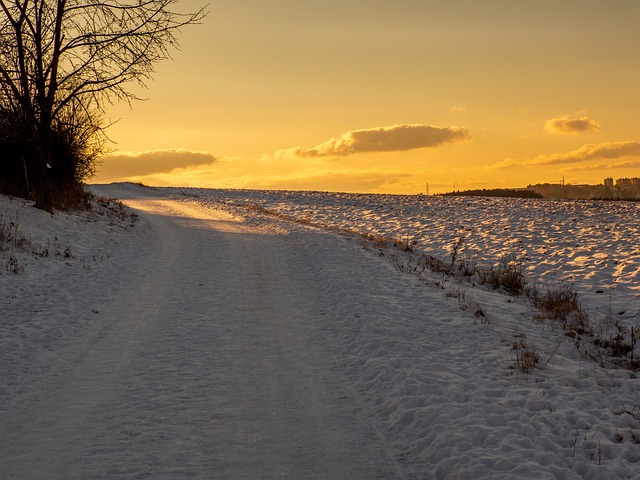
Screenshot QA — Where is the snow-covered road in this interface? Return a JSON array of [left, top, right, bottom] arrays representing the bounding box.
[[3, 184, 640, 480], [1, 185, 398, 479]]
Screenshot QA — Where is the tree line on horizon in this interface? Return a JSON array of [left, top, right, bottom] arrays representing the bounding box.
[[439, 188, 544, 199]]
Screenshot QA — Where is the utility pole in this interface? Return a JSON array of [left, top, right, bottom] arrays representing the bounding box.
[[426, 182, 429, 196]]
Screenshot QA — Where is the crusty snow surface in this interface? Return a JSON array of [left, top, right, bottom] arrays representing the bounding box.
[[1, 183, 639, 479]]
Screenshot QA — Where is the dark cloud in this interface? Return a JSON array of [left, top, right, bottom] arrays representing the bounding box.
[[97, 150, 216, 180], [283, 124, 471, 158], [545, 116, 601, 134]]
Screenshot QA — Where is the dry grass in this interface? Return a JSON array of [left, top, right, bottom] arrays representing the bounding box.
[[518, 349, 540, 374], [0, 218, 13, 247], [394, 235, 416, 252], [94, 195, 128, 219], [0, 206, 29, 274], [593, 323, 640, 369], [1, 192, 139, 275], [510, 333, 540, 374], [525, 282, 588, 329], [0, 208, 27, 250], [479, 262, 526, 296]]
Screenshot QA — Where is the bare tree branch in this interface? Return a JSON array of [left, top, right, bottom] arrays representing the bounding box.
[[0, 0, 207, 209]]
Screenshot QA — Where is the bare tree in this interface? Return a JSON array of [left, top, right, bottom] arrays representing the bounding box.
[[0, 0, 206, 210]]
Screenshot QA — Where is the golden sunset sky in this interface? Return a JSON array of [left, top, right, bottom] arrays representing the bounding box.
[[93, 0, 640, 194]]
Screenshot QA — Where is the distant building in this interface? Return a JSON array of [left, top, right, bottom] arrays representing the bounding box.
[[614, 177, 640, 197], [616, 177, 640, 187], [527, 177, 639, 200], [527, 183, 567, 199]]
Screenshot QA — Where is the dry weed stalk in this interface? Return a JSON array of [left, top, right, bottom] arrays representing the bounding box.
[[511, 333, 540, 374]]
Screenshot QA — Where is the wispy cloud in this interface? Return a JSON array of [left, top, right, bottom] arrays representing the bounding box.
[[280, 124, 471, 158], [563, 160, 640, 171], [97, 149, 216, 180], [532, 141, 640, 165], [489, 158, 522, 170], [490, 141, 640, 169], [545, 115, 601, 134]]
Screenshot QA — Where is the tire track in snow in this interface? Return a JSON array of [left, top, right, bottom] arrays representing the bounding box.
[[1, 186, 399, 479]]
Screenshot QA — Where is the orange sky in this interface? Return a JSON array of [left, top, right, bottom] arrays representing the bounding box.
[[92, 0, 640, 194]]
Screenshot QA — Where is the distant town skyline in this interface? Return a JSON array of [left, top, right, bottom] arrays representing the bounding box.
[[527, 176, 640, 200]]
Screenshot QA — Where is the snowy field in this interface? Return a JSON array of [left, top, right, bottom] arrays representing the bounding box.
[[172, 188, 640, 328], [1, 183, 639, 479]]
